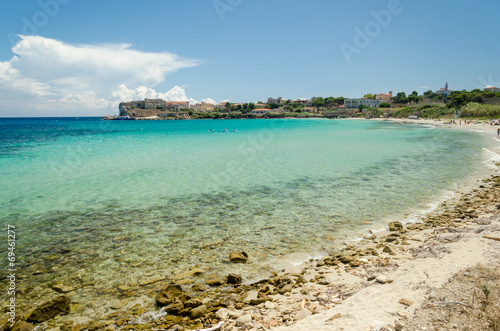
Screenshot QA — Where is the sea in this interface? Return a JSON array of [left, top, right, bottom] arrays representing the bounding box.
[[0, 117, 498, 320]]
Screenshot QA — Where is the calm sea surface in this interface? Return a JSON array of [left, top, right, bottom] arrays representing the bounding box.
[[0, 117, 496, 318]]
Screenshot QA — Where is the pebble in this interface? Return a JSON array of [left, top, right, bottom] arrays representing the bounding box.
[[294, 308, 312, 321], [376, 275, 394, 284], [235, 314, 252, 326]]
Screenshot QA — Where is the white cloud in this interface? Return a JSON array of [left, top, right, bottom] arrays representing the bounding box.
[[0, 35, 214, 116], [110, 85, 199, 105], [201, 98, 217, 105]]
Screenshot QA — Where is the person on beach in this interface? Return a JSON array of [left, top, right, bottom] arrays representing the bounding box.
[[497, 128, 500, 137]]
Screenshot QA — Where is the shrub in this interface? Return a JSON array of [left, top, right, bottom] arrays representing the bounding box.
[[459, 103, 500, 118], [379, 102, 391, 108]]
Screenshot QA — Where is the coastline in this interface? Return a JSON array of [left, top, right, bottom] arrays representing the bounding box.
[[3, 118, 500, 331]]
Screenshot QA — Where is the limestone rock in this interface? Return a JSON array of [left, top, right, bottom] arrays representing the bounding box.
[[189, 305, 207, 319], [229, 251, 248, 263], [383, 245, 396, 255], [388, 221, 403, 232], [398, 298, 415, 307], [215, 308, 230, 320], [164, 302, 184, 315], [173, 268, 205, 280], [226, 273, 242, 285], [376, 275, 394, 284], [156, 284, 184, 306], [338, 254, 354, 264], [27, 295, 70, 323], [184, 298, 202, 308], [191, 283, 206, 292], [235, 314, 252, 327], [294, 308, 312, 321], [11, 321, 35, 331], [205, 278, 224, 287], [51, 282, 76, 293]]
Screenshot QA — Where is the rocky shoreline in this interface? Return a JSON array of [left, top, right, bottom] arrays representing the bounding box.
[[2, 169, 500, 330]]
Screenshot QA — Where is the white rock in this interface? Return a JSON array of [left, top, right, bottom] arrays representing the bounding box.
[[294, 308, 312, 321], [228, 310, 243, 318], [215, 308, 229, 320], [265, 301, 275, 309], [376, 275, 393, 284], [235, 314, 253, 327]]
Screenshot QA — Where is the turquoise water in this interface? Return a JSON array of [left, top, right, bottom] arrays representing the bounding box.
[[0, 117, 495, 319]]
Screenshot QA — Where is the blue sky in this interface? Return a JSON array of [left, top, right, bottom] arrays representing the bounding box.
[[0, 0, 499, 116]]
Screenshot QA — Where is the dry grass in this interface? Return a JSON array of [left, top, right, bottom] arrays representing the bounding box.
[[398, 264, 500, 330]]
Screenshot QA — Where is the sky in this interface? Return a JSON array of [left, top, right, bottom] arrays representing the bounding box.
[[0, 0, 499, 117]]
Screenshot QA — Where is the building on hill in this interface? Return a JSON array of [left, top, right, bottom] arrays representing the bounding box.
[[143, 99, 165, 109], [190, 102, 215, 112], [267, 97, 283, 104], [436, 82, 452, 96], [376, 91, 393, 101], [165, 101, 189, 110], [215, 102, 227, 111], [344, 98, 385, 108], [485, 86, 500, 93]]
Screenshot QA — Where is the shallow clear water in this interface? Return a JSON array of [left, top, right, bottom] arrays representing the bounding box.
[[0, 117, 494, 318]]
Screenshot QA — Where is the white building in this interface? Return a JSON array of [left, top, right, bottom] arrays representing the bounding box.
[[485, 86, 500, 93], [344, 98, 385, 108]]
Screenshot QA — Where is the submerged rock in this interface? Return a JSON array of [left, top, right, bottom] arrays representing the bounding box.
[[156, 284, 184, 306], [229, 251, 249, 263], [11, 321, 35, 331], [206, 278, 224, 287], [27, 295, 70, 323]]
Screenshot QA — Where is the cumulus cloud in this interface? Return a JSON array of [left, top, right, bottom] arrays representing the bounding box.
[[111, 85, 200, 105], [0, 35, 210, 116], [201, 98, 217, 105]]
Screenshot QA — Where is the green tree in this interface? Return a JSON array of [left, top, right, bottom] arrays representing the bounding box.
[[312, 97, 325, 108], [393, 92, 408, 104], [267, 102, 280, 109], [408, 91, 422, 104], [325, 97, 336, 108], [363, 93, 375, 99], [335, 97, 345, 106], [423, 90, 438, 99], [379, 102, 391, 108]]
